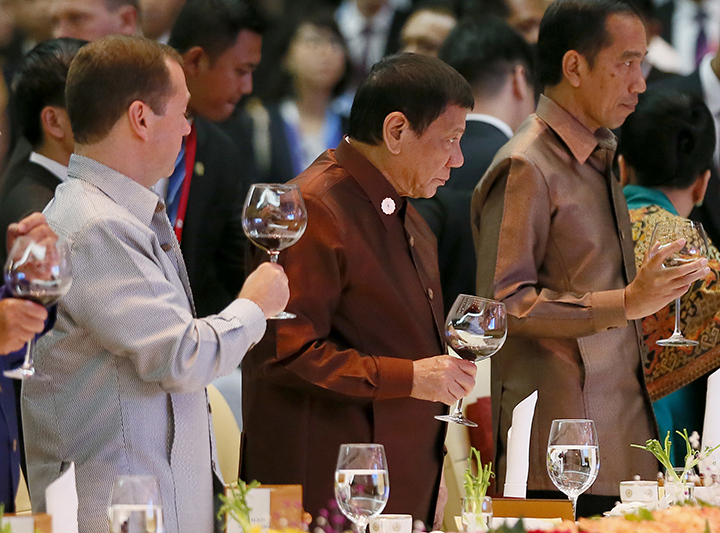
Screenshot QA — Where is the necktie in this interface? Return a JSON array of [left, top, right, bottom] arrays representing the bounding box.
[[352, 22, 373, 86], [695, 7, 710, 67], [166, 138, 188, 225]]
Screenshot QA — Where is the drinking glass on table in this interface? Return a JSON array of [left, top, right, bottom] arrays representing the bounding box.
[[436, 294, 507, 427], [242, 183, 308, 320], [335, 443, 389, 533], [650, 220, 708, 346], [546, 419, 600, 521], [108, 475, 163, 533], [4, 234, 72, 380]]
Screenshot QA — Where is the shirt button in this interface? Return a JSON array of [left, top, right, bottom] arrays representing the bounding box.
[[409, 235, 415, 247], [155, 203, 164, 213], [427, 288, 434, 300], [161, 243, 172, 251]]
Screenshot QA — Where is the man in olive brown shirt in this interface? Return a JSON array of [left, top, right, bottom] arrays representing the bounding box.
[[242, 54, 476, 527], [472, 0, 711, 515]]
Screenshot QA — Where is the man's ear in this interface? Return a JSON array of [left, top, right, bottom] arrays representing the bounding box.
[[118, 5, 138, 35], [181, 47, 208, 77], [382, 111, 409, 155], [617, 154, 630, 186], [512, 64, 530, 101], [127, 100, 150, 140], [40, 106, 70, 141], [562, 50, 584, 88]]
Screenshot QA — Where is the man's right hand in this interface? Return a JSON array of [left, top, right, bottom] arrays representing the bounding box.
[[625, 238, 711, 320], [238, 263, 290, 319], [0, 299, 48, 355], [410, 355, 477, 405]]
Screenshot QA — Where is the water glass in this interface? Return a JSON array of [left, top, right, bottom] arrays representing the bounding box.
[[108, 475, 163, 533]]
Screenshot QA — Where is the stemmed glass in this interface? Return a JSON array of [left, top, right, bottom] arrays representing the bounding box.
[[335, 443, 389, 533], [4, 234, 72, 380], [436, 294, 507, 427], [242, 183, 308, 320], [108, 475, 163, 533], [650, 220, 708, 346], [546, 419, 600, 521]]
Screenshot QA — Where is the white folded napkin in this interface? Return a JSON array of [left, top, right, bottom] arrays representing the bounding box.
[[701, 368, 720, 473], [503, 391, 538, 499], [45, 461, 79, 533]]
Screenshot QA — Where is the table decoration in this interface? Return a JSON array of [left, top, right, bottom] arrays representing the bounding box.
[[462, 446, 494, 532], [218, 479, 261, 533]]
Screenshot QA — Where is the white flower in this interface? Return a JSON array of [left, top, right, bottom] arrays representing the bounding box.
[[690, 431, 701, 449], [381, 197, 396, 215]]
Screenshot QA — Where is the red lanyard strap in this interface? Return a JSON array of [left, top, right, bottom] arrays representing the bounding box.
[[174, 123, 197, 244]]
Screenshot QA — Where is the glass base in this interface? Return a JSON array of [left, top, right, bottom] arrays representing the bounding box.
[[656, 333, 698, 347], [3, 366, 49, 380], [435, 413, 478, 427], [268, 310, 296, 320]]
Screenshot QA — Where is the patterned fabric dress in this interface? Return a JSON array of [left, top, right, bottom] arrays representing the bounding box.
[[628, 202, 720, 402]]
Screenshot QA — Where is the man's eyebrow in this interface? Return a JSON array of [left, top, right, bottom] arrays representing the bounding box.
[[621, 50, 645, 60]]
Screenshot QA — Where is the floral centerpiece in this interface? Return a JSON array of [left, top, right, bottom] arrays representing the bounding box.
[[462, 446, 495, 531], [217, 479, 262, 533]]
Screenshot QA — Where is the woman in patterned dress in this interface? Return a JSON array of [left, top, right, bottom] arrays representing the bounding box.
[[619, 88, 720, 465]]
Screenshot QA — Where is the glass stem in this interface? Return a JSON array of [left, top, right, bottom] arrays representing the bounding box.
[[570, 495, 578, 522], [673, 296, 682, 336], [357, 522, 367, 533], [268, 251, 279, 264], [22, 338, 34, 369], [453, 398, 465, 417]]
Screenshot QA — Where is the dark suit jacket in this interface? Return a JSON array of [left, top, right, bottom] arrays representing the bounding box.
[[649, 71, 720, 247], [180, 118, 249, 318], [412, 119, 510, 315], [444, 119, 510, 192], [0, 158, 61, 265]]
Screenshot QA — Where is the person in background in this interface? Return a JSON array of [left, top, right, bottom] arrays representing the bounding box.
[[413, 17, 536, 315], [139, 0, 185, 42], [0, 212, 55, 512], [242, 53, 476, 529], [50, 0, 139, 41], [473, 0, 710, 516], [399, 0, 457, 57], [244, 9, 350, 184], [0, 38, 86, 264], [166, 0, 264, 317], [22, 35, 288, 533], [619, 88, 720, 466]]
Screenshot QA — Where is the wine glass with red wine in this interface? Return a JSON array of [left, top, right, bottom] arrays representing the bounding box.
[[242, 183, 307, 319], [435, 294, 507, 427], [4, 234, 72, 380]]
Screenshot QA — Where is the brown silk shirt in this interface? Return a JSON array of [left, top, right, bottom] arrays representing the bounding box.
[[472, 95, 658, 495], [242, 139, 448, 525]]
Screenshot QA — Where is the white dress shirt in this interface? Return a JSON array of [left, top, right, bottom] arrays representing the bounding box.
[[671, 0, 720, 74], [29, 151, 68, 182], [699, 54, 720, 165]]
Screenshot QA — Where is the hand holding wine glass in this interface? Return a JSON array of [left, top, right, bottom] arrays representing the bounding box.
[[436, 294, 507, 427], [335, 443, 389, 533], [650, 220, 708, 346], [242, 183, 307, 320], [546, 419, 599, 520], [4, 234, 72, 379]]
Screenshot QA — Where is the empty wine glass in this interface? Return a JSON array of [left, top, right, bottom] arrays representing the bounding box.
[[108, 475, 163, 533], [242, 183, 308, 320], [4, 234, 72, 380], [436, 294, 507, 427], [650, 220, 708, 346], [546, 419, 600, 520], [335, 443, 389, 533]]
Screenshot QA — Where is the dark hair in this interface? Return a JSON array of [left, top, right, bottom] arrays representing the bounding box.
[[105, 0, 140, 11], [168, 0, 266, 61], [348, 53, 474, 145], [439, 17, 535, 98], [619, 89, 715, 189], [257, 9, 350, 104], [66, 35, 182, 144], [13, 38, 87, 148], [536, 0, 640, 87], [411, 0, 459, 17]]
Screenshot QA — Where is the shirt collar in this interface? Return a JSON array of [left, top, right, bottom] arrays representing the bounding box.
[[536, 94, 616, 165], [29, 151, 68, 182], [335, 137, 405, 231], [67, 154, 163, 227], [699, 54, 720, 116], [623, 184, 679, 215], [465, 113, 513, 139]]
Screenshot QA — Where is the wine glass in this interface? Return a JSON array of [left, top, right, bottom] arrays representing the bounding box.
[[436, 294, 507, 427], [242, 183, 308, 320], [335, 443, 389, 533], [546, 419, 600, 521], [108, 475, 163, 533], [4, 234, 72, 380], [650, 220, 708, 346]]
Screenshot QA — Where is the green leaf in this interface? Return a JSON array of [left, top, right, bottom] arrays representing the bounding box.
[[216, 479, 261, 533]]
